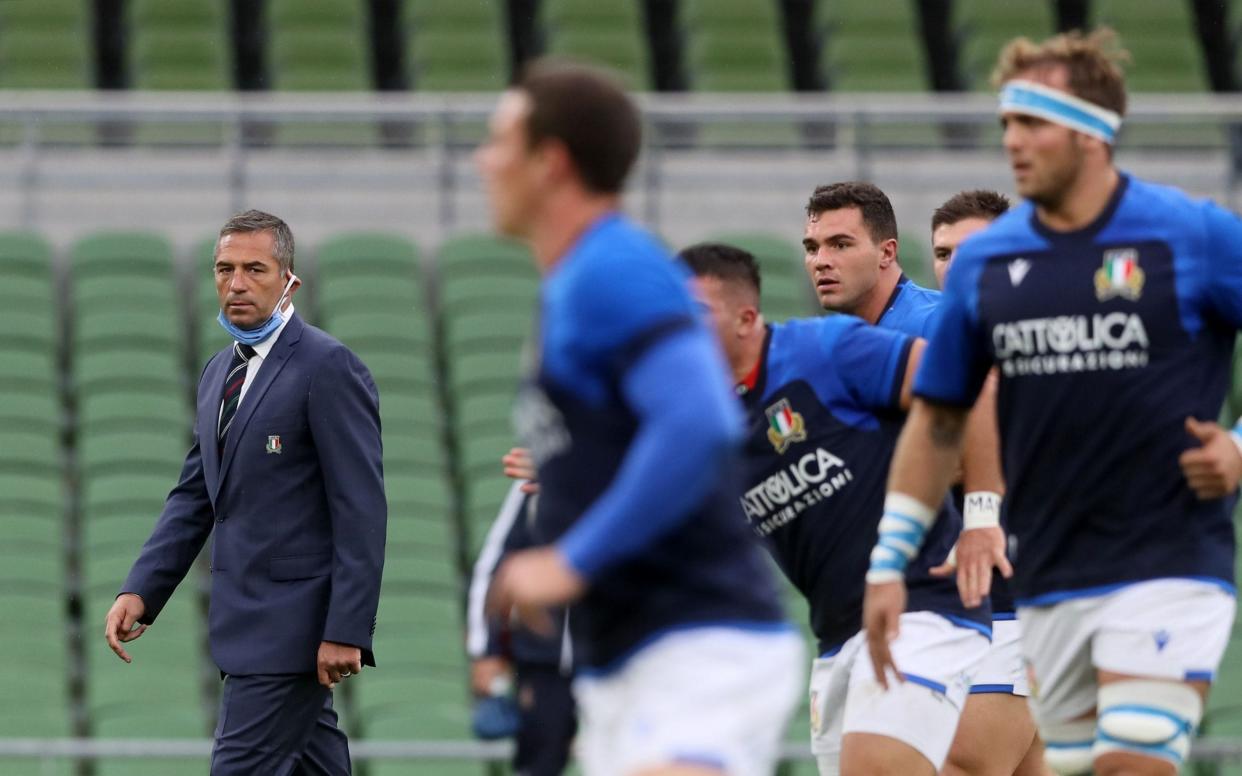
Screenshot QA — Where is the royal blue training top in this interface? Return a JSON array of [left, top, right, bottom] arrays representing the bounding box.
[[515, 213, 787, 673], [915, 174, 1242, 605]]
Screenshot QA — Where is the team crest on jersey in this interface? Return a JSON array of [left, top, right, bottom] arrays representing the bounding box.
[[1094, 248, 1145, 301], [765, 398, 806, 453]]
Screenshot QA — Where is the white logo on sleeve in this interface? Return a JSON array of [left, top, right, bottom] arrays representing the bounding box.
[[1008, 258, 1031, 287]]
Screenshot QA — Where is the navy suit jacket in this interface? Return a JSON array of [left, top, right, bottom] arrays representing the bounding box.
[[121, 314, 387, 675]]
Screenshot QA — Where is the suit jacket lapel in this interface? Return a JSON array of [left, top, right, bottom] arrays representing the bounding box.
[[200, 349, 228, 501], [217, 315, 305, 488]]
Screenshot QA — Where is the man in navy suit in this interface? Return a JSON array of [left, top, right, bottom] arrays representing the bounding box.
[[103, 210, 386, 775]]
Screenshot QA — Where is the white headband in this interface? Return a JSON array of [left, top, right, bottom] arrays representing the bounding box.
[[999, 79, 1122, 144]]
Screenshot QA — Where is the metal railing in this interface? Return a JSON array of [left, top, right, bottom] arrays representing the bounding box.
[[0, 91, 1238, 241]]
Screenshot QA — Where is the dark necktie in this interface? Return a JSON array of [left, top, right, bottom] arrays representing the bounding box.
[[218, 342, 257, 454]]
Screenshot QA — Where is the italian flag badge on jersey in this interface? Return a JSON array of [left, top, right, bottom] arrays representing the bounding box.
[[1094, 248, 1145, 301], [765, 398, 807, 454]]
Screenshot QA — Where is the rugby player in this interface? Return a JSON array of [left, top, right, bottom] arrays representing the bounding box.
[[802, 183, 1024, 773], [681, 242, 991, 776], [864, 30, 1242, 776], [931, 190, 1053, 776], [801, 181, 940, 336], [477, 62, 803, 776]]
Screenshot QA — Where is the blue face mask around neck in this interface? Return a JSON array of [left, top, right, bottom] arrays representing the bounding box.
[[217, 272, 299, 346]]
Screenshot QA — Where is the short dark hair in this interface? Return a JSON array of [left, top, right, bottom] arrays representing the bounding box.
[[678, 242, 762, 298], [805, 182, 898, 244], [931, 190, 1011, 232], [216, 209, 295, 273], [517, 59, 642, 195]]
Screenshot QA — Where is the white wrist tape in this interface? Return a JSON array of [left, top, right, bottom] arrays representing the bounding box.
[[1230, 422, 1242, 460], [866, 493, 936, 584], [963, 491, 1002, 531]]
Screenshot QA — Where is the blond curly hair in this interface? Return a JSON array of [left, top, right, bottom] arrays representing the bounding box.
[[992, 28, 1130, 117]]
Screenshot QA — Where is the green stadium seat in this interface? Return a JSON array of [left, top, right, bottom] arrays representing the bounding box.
[[79, 390, 190, 436], [0, 0, 90, 90], [269, 0, 370, 91], [377, 391, 443, 434], [129, 0, 230, 90], [82, 472, 175, 519], [956, 0, 1054, 88], [0, 307, 57, 352], [684, 0, 787, 92], [74, 350, 184, 396], [317, 232, 422, 275], [0, 389, 60, 437], [0, 471, 64, 522], [407, 0, 509, 91], [0, 428, 61, 473], [73, 309, 181, 354], [0, 549, 64, 592], [79, 430, 188, 478], [546, 0, 649, 88], [1095, 0, 1206, 92], [71, 232, 177, 279], [132, 31, 230, 91], [6, 512, 61, 546], [0, 230, 55, 276], [822, 0, 924, 92], [0, 348, 57, 392]]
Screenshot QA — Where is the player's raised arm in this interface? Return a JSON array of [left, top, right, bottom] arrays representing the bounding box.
[[864, 399, 971, 687]]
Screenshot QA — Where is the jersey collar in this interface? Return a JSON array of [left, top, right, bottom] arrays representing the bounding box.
[[736, 326, 772, 403], [876, 274, 909, 324]]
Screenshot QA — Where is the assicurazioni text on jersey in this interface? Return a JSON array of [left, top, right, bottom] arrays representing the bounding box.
[[739, 315, 990, 655], [916, 174, 1241, 604]]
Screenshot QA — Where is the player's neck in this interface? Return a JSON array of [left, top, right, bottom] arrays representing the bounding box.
[[531, 192, 620, 273], [852, 266, 902, 325], [1035, 165, 1121, 232], [734, 316, 767, 385]]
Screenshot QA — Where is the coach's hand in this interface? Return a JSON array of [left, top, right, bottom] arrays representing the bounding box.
[[1180, 417, 1242, 499], [486, 547, 584, 636], [502, 447, 540, 495], [318, 641, 362, 690], [931, 527, 1012, 609], [863, 581, 905, 691], [104, 593, 148, 664]]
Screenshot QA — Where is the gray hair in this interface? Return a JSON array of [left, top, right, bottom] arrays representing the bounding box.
[[215, 209, 296, 273]]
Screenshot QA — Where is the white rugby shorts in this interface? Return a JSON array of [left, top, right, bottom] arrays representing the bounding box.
[[1019, 577, 1235, 728], [969, 616, 1029, 697], [573, 624, 804, 776], [809, 611, 990, 775]]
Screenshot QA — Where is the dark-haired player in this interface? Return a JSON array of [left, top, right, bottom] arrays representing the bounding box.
[[478, 62, 802, 776], [931, 190, 1053, 776], [681, 242, 990, 776]]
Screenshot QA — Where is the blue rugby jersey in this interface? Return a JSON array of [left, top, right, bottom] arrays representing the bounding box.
[[515, 213, 786, 673], [878, 274, 942, 338], [879, 274, 1017, 614], [916, 174, 1242, 604], [739, 316, 990, 656]]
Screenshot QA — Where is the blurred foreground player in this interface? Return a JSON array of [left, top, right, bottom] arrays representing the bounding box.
[[931, 191, 1052, 776], [468, 480, 576, 776], [477, 61, 802, 776], [864, 30, 1241, 776], [681, 243, 991, 776]]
